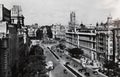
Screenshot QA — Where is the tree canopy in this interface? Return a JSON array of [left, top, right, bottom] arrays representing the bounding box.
[[23, 45, 48, 77], [68, 48, 84, 58], [29, 45, 44, 55], [46, 26, 53, 38], [103, 60, 117, 69], [57, 43, 66, 50], [36, 28, 43, 40]]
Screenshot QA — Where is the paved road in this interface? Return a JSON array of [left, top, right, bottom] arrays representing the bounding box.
[[54, 48, 107, 77], [41, 44, 75, 77]]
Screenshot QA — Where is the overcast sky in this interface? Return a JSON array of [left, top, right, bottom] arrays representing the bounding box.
[[1, 0, 120, 26]]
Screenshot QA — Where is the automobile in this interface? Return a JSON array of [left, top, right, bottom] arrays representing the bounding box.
[[93, 70, 98, 75], [63, 69, 67, 74], [46, 61, 54, 70], [65, 62, 70, 65], [92, 68, 99, 75], [84, 72, 90, 76], [79, 68, 86, 72], [66, 56, 69, 59], [60, 55, 62, 58], [78, 68, 83, 72]]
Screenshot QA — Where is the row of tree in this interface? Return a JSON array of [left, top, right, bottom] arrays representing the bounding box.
[[68, 48, 84, 58], [56, 39, 84, 59], [22, 45, 48, 77]]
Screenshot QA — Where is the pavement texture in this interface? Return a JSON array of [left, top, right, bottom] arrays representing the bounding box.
[[41, 44, 75, 77], [53, 48, 108, 77]]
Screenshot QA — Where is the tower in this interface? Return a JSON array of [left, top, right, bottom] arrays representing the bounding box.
[[11, 5, 24, 28], [69, 12, 76, 31]]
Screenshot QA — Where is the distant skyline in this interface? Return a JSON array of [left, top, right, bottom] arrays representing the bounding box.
[[1, 0, 120, 26]]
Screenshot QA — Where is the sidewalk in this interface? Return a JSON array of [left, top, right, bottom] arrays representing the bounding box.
[[51, 44, 108, 77], [60, 48, 108, 77], [72, 58, 108, 77], [54, 49, 105, 77], [52, 48, 86, 77]]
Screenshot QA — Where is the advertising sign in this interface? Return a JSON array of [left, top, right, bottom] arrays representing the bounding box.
[[0, 22, 7, 33], [3, 6, 11, 22], [0, 4, 11, 22]]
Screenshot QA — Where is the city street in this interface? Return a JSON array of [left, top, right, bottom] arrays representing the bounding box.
[[40, 43, 75, 77], [52, 47, 108, 77], [1, 1, 120, 77]]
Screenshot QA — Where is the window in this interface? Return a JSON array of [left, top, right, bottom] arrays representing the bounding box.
[[93, 43, 95, 49], [93, 37, 95, 41], [89, 37, 91, 40], [110, 43, 113, 47], [110, 55, 113, 60], [11, 19, 14, 23], [110, 48, 113, 54]]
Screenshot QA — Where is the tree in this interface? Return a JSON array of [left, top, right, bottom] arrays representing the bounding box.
[[68, 48, 84, 58], [103, 60, 115, 69], [58, 43, 66, 50], [23, 45, 47, 77], [80, 23, 86, 29], [103, 60, 119, 76], [29, 45, 44, 55], [46, 26, 53, 38], [36, 28, 43, 40]]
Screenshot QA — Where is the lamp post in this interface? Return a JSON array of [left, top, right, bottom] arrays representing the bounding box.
[[36, 71, 39, 77]]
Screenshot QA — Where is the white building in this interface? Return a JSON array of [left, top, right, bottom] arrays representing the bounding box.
[[66, 27, 97, 60], [96, 16, 115, 65], [52, 24, 66, 39]]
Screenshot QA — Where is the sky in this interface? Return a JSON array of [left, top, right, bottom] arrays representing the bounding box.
[[1, 0, 120, 26]]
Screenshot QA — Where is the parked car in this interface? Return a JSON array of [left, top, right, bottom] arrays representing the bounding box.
[[84, 72, 90, 76], [63, 69, 67, 74], [92, 68, 99, 75], [46, 61, 54, 70], [65, 62, 70, 65], [93, 70, 98, 75], [66, 56, 69, 59]]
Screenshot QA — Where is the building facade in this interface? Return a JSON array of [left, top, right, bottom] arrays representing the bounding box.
[[0, 4, 28, 77], [68, 12, 76, 31], [96, 16, 116, 65], [66, 28, 97, 60], [0, 4, 11, 77], [65, 13, 120, 68], [52, 24, 66, 39], [11, 5, 24, 27]]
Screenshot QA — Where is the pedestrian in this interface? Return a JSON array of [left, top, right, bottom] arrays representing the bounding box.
[[63, 69, 67, 74]]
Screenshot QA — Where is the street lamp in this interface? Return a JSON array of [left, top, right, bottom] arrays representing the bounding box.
[[36, 71, 39, 77]]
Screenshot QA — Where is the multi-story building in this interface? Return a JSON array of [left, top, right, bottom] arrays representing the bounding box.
[[66, 12, 120, 67], [27, 23, 39, 38], [52, 24, 66, 39], [112, 20, 120, 68], [96, 16, 115, 65], [11, 5, 24, 27], [66, 27, 97, 60], [0, 4, 28, 77], [0, 4, 11, 77], [0, 36, 9, 77]]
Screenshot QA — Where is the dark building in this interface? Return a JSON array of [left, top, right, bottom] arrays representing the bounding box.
[[0, 4, 11, 77], [0, 4, 28, 77], [0, 37, 9, 77]]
